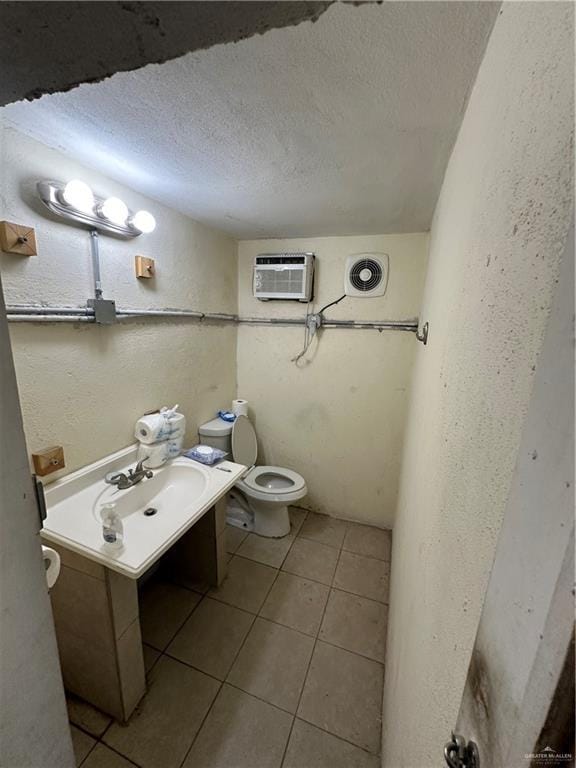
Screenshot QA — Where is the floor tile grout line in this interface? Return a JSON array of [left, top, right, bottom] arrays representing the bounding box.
[[175, 677, 224, 768], [223, 542, 390, 604], [140, 575, 206, 654], [90, 513, 390, 767], [295, 533, 384, 755], [173, 560, 279, 768], [73, 675, 380, 767], [165, 602, 384, 672], [88, 735, 144, 767], [107, 583, 212, 767], [279, 533, 346, 768], [162, 644, 309, 721], [328, 583, 391, 608], [232, 533, 297, 571], [174, 542, 286, 768], [313, 635, 386, 667], [174, 514, 306, 768], [69, 719, 108, 743], [76, 571, 385, 763], [301, 534, 392, 562], [296, 525, 391, 563], [77, 735, 97, 767], [294, 713, 382, 759], [163, 590, 206, 650], [280, 562, 335, 588]]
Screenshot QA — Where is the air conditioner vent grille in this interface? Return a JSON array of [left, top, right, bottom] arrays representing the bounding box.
[[257, 269, 306, 293], [253, 252, 314, 301]]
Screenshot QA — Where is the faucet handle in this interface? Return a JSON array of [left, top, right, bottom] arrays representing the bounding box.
[[105, 472, 124, 485], [135, 457, 150, 472]]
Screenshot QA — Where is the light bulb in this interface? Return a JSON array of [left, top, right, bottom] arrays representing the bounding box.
[[131, 210, 156, 234], [61, 180, 94, 214], [100, 197, 128, 226]]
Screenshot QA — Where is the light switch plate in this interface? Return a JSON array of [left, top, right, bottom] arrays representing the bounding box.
[[32, 446, 65, 476], [135, 255, 155, 278], [0, 220, 37, 256]]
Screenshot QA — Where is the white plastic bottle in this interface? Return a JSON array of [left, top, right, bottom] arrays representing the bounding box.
[[101, 503, 124, 549]]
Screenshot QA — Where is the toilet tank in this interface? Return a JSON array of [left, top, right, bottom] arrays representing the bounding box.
[[198, 417, 233, 453]]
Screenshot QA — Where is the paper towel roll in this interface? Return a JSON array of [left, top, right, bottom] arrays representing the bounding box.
[[42, 546, 61, 589], [232, 399, 249, 417]]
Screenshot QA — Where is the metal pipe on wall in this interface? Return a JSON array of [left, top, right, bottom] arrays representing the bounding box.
[[5, 304, 425, 339], [7, 306, 94, 315], [7, 314, 94, 323]]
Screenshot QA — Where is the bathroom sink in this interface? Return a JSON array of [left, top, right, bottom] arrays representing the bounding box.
[[41, 444, 246, 578], [93, 463, 209, 522]]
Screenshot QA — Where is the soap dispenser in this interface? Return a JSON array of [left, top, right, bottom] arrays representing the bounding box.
[[101, 503, 124, 549]]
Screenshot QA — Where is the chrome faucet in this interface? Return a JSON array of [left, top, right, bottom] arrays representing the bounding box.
[[105, 459, 153, 490]]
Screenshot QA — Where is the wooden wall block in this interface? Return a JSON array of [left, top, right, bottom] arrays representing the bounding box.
[[0, 220, 37, 256], [135, 255, 155, 278], [32, 446, 65, 476]]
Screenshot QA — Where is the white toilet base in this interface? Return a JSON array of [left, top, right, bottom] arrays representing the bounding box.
[[226, 490, 291, 538], [251, 499, 291, 538], [226, 507, 254, 532]]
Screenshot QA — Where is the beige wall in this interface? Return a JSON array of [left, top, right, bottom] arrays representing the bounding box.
[[382, 3, 574, 766], [237, 234, 428, 527], [0, 126, 237, 477]]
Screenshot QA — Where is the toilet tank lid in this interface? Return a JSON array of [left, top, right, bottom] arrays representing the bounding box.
[[198, 417, 233, 437]]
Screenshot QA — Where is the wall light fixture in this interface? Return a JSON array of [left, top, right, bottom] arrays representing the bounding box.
[[37, 179, 156, 238]]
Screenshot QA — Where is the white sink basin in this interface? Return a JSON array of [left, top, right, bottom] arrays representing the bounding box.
[[41, 444, 246, 578], [92, 463, 209, 523]]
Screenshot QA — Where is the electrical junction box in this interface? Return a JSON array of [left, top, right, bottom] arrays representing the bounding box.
[[253, 253, 314, 301], [88, 298, 116, 324]]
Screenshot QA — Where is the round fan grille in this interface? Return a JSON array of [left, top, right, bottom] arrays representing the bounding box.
[[349, 258, 383, 292]]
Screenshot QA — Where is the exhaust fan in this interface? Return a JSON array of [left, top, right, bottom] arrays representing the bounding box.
[[344, 253, 389, 297]]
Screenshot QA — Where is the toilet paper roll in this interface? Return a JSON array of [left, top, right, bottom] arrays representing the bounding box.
[[135, 413, 166, 444], [135, 412, 186, 445], [232, 399, 249, 417], [138, 441, 169, 468], [42, 546, 61, 589]]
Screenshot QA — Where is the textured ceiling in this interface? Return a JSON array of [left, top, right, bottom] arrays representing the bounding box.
[[0, 1, 331, 105], [1, 2, 499, 238]]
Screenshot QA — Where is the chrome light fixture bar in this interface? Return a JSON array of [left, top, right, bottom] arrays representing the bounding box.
[[37, 180, 156, 238]]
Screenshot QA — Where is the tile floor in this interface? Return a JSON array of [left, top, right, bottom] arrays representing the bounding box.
[[69, 509, 391, 768]]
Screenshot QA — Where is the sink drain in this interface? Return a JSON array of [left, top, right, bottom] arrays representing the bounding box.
[[143, 507, 158, 517]]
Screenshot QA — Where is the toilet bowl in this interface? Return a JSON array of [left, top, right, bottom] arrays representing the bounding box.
[[198, 415, 307, 538]]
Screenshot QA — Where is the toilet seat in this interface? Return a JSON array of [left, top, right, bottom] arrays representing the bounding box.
[[230, 416, 307, 509], [236, 465, 306, 503]]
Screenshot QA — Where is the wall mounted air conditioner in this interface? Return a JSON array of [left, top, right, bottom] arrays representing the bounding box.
[[253, 253, 315, 301]]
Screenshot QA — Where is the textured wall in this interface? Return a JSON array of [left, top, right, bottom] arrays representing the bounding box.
[[236, 234, 428, 528], [0, 126, 237, 477], [0, 276, 74, 767], [456, 223, 574, 767], [381, 3, 574, 766]]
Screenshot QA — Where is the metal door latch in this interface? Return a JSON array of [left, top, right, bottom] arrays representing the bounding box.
[[444, 732, 480, 768]]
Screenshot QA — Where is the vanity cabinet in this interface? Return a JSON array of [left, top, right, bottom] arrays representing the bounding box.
[[48, 498, 227, 721]]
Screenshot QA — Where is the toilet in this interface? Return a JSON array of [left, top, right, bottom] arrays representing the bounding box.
[[198, 415, 307, 537]]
